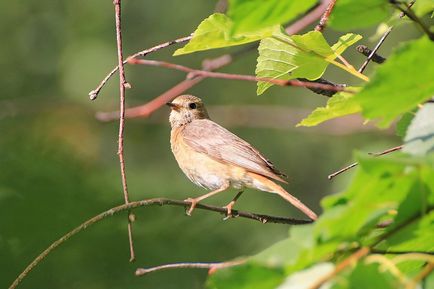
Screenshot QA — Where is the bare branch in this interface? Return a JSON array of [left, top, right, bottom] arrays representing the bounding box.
[[7, 197, 312, 289], [135, 259, 246, 276], [113, 0, 135, 262], [315, 0, 338, 32], [328, 145, 403, 180], [89, 35, 192, 100], [129, 59, 349, 93], [358, 27, 393, 73]]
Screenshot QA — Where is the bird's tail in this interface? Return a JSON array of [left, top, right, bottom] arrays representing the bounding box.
[[247, 172, 318, 221]]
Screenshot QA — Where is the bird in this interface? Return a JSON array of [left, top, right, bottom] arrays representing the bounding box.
[[167, 95, 317, 221]]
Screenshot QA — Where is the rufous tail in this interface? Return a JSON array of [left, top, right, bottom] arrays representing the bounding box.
[[247, 172, 318, 221]]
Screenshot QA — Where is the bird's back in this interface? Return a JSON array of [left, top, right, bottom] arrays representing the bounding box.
[[180, 119, 287, 183]]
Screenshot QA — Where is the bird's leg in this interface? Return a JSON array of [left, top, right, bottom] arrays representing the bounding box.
[[184, 183, 230, 216], [223, 191, 243, 220]]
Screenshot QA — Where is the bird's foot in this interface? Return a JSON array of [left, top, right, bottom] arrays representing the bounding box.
[[222, 201, 236, 220], [184, 197, 198, 216], [223, 191, 243, 220]]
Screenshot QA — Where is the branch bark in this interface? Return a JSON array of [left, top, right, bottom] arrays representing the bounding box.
[[328, 145, 403, 180], [315, 0, 337, 32], [7, 197, 312, 289], [113, 0, 135, 262]]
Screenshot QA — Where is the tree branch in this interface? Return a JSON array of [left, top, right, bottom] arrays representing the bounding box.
[[113, 0, 135, 262], [135, 259, 246, 276], [128, 58, 349, 93], [328, 145, 403, 180], [88, 35, 192, 100], [7, 197, 312, 289], [315, 0, 337, 32]]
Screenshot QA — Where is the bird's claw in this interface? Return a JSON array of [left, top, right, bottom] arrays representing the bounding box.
[[222, 201, 236, 221], [184, 197, 197, 216]]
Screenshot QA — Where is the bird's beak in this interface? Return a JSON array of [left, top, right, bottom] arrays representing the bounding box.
[[166, 102, 180, 111]]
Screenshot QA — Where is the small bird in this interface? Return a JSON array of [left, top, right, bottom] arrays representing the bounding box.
[[167, 95, 317, 221]]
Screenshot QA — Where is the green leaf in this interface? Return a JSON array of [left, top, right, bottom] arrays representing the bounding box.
[[227, 0, 316, 34], [331, 263, 399, 289], [403, 103, 434, 156], [412, 0, 434, 17], [395, 111, 415, 138], [174, 14, 274, 56], [297, 90, 361, 127], [329, 0, 393, 30], [256, 30, 362, 94], [355, 37, 434, 127], [206, 263, 285, 289]]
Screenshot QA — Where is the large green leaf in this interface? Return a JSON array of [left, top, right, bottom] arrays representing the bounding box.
[[329, 0, 393, 30], [403, 103, 434, 156], [256, 30, 362, 94], [355, 37, 434, 127], [206, 263, 285, 289], [331, 263, 399, 289], [227, 0, 316, 34], [297, 90, 361, 127], [174, 14, 274, 56]]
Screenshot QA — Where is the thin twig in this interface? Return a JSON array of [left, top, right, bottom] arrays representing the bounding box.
[[135, 259, 246, 276], [327, 145, 403, 180], [315, 0, 337, 32], [129, 59, 349, 93], [96, 54, 232, 122], [113, 0, 135, 262], [413, 263, 434, 284], [89, 35, 192, 100], [358, 27, 393, 73], [359, 0, 416, 73], [7, 197, 312, 289]]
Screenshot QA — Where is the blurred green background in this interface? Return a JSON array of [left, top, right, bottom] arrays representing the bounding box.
[[0, 1, 419, 288]]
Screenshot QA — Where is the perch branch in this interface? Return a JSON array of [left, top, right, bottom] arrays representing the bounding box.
[[129, 59, 349, 93], [135, 259, 246, 276], [89, 35, 192, 100], [7, 197, 312, 289], [315, 0, 337, 32], [113, 0, 135, 262], [328, 145, 403, 180]]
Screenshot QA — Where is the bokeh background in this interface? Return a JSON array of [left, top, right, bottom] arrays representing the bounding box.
[[0, 1, 420, 288]]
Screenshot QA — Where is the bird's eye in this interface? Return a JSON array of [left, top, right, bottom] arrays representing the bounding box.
[[188, 102, 197, 109]]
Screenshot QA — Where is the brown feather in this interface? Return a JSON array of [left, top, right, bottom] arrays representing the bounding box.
[[181, 119, 287, 183]]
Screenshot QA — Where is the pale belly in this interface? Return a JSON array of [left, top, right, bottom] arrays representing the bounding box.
[[171, 129, 248, 191]]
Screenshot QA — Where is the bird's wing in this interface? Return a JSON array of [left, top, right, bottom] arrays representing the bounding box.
[[182, 119, 287, 183]]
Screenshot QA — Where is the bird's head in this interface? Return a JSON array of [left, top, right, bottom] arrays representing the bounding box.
[[167, 95, 209, 128]]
